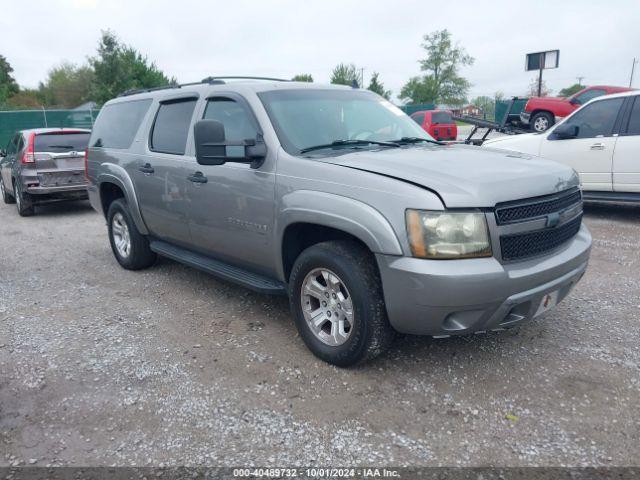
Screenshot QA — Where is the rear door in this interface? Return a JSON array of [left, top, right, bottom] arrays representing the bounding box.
[[135, 97, 197, 246], [539, 97, 625, 192], [33, 131, 90, 188], [612, 95, 640, 193], [185, 94, 276, 274]]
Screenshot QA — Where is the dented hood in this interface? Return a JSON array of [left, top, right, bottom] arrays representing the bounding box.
[[322, 144, 579, 208]]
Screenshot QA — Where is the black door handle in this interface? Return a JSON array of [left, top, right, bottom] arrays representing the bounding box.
[[139, 163, 154, 174], [187, 171, 208, 184]]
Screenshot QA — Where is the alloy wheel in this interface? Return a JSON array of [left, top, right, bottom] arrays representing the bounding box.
[[111, 212, 131, 258], [300, 268, 354, 346]]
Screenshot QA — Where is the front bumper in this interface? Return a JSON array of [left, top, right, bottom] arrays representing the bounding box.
[[519, 112, 531, 125], [376, 224, 591, 335]]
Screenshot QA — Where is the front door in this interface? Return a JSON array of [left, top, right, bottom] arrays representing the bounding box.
[[613, 96, 640, 193], [185, 95, 276, 275], [135, 97, 198, 246], [540, 97, 625, 192]]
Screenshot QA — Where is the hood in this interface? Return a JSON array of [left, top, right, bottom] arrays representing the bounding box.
[[320, 144, 578, 208]]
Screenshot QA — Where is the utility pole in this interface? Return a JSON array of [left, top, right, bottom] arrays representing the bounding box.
[[630, 58, 638, 88], [359, 67, 366, 89], [576, 76, 585, 87], [537, 52, 544, 96]]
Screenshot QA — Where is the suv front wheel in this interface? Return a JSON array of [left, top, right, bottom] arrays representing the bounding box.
[[107, 198, 157, 270], [289, 240, 394, 366]]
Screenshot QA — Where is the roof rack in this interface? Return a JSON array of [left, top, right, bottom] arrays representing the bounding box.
[[118, 76, 289, 97]]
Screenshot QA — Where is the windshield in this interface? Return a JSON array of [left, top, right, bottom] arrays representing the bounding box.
[[431, 111, 453, 124], [35, 132, 90, 152], [258, 89, 432, 155]]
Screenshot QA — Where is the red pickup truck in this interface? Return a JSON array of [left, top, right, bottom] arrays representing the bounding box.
[[520, 85, 633, 132]]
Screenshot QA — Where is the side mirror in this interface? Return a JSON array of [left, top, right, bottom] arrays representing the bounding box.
[[194, 119, 266, 168], [553, 124, 579, 139], [0, 149, 6, 158]]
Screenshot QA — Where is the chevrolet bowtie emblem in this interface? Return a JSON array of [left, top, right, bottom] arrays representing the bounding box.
[[546, 212, 561, 228]]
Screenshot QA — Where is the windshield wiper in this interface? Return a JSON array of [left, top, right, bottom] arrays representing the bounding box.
[[300, 139, 400, 154], [391, 136, 444, 146]]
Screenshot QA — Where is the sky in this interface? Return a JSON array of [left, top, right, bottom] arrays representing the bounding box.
[[2, 0, 639, 103]]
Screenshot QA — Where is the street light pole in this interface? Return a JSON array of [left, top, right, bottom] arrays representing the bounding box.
[[630, 58, 638, 88]]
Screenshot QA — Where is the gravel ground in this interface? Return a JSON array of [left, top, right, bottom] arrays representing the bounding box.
[[0, 199, 639, 468]]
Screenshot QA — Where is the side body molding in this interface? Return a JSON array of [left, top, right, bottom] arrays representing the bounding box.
[[276, 190, 403, 279], [97, 163, 149, 235]]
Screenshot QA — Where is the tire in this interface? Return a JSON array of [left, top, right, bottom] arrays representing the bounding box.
[[1, 176, 15, 204], [14, 181, 35, 216], [289, 240, 395, 367], [530, 111, 554, 132], [107, 198, 156, 270]]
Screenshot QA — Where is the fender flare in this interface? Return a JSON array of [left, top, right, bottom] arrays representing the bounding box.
[[275, 190, 403, 279], [97, 164, 149, 235]]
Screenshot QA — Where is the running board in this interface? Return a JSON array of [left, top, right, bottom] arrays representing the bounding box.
[[582, 191, 640, 203], [149, 240, 287, 295]]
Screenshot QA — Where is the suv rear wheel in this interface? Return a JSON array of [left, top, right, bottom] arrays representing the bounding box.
[[107, 198, 156, 270], [14, 181, 35, 216], [289, 240, 394, 366], [1, 177, 15, 204]]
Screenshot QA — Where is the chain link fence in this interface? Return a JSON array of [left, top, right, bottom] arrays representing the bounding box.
[[0, 109, 99, 148]]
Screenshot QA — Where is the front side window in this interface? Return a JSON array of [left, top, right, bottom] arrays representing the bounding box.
[[203, 97, 259, 142], [625, 97, 640, 136], [561, 98, 624, 139], [411, 112, 426, 125], [151, 99, 197, 155], [259, 89, 431, 155]]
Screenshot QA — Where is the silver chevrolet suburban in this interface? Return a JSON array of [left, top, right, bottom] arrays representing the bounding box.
[[86, 77, 591, 366]]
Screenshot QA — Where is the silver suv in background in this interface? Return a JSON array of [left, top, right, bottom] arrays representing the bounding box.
[[0, 128, 91, 216], [86, 78, 591, 366]]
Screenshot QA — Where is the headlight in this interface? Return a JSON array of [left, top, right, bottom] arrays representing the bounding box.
[[406, 209, 492, 259]]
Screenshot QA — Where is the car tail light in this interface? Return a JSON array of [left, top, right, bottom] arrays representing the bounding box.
[[21, 132, 36, 164], [84, 148, 89, 181]]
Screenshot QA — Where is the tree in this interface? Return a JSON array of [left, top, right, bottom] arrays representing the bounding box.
[[4, 89, 43, 109], [292, 74, 313, 82], [0, 55, 19, 106], [471, 95, 493, 119], [400, 29, 473, 104], [367, 72, 391, 99], [330, 63, 360, 86], [558, 83, 584, 98], [39, 62, 94, 108], [399, 76, 439, 104], [89, 30, 176, 105], [526, 76, 551, 97]]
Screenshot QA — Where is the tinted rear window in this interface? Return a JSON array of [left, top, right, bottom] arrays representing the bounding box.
[[35, 133, 90, 152], [150, 99, 197, 155], [431, 112, 453, 124], [91, 99, 152, 149]]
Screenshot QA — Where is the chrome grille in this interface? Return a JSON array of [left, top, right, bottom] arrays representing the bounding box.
[[495, 189, 582, 225]]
